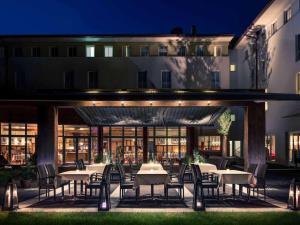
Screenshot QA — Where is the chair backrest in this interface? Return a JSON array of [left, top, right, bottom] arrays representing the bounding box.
[[79, 159, 85, 170], [74, 160, 80, 170], [178, 163, 187, 183], [220, 159, 228, 170], [191, 164, 202, 184], [116, 163, 126, 183], [247, 164, 258, 175], [37, 164, 48, 179], [257, 164, 268, 179], [102, 164, 112, 184], [216, 158, 223, 169], [45, 164, 56, 178]]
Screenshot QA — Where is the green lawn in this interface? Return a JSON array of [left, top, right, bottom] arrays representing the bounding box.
[[0, 212, 300, 225]]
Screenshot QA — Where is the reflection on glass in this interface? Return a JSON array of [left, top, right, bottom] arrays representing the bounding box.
[[111, 138, 122, 163], [124, 127, 135, 136], [11, 137, 26, 164], [26, 137, 36, 161], [91, 137, 98, 163], [137, 138, 143, 163], [103, 138, 110, 162], [65, 138, 76, 163], [168, 127, 179, 137], [1, 137, 9, 162], [111, 127, 123, 136], [124, 138, 135, 163], [78, 138, 89, 163], [11, 123, 25, 136], [0, 123, 9, 135], [58, 137, 63, 164], [27, 124, 38, 136], [156, 127, 166, 136], [64, 125, 90, 136]]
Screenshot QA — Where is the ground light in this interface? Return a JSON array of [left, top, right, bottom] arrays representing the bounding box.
[[288, 178, 300, 210], [2, 182, 18, 211]]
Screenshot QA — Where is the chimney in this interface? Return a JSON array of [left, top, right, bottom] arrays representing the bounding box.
[[191, 25, 197, 36]]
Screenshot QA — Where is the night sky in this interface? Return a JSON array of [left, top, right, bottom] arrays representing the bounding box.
[[0, 0, 269, 36]]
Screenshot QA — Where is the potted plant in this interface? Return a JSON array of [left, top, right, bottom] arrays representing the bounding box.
[[216, 109, 233, 157], [95, 155, 103, 164], [21, 165, 35, 188], [193, 149, 206, 163]]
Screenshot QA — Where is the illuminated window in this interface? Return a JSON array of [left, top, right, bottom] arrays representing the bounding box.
[[159, 46, 168, 56], [198, 136, 221, 151], [86, 45, 95, 57], [213, 46, 222, 57], [104, 46, 113, 57], [123, 46, 130, 57], [230, 64, 236, 72], [284, 7, 292, 24]]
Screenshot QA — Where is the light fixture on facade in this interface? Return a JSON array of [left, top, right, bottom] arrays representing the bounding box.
[[121, 101, 125, 106], [230, 114, 236, 122], [288, 178, 300, 210], [207, 101, 211, 106], [178, 101, 182, 106], [230, 64, 236, 72], [149, 101, 153, 106], [92, 101, 96, 106]]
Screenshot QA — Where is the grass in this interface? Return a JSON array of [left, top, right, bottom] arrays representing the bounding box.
[[0, 212, 300, 225]]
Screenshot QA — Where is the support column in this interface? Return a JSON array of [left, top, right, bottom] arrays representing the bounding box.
[[243, 103, 266, 170], [143, 127, 148, 163], [187, 127, 196, 158], [37, 106, 58, 167], [98, 126, 103, 160]]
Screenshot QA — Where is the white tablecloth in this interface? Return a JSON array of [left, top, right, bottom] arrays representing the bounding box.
[[134, 169, 170, 186], [211, 170, 256, 186], [85, 163, 107, 173], [196, 163, 217, 173], [140, 163, 163, 171], [59, 170, 96, 182]]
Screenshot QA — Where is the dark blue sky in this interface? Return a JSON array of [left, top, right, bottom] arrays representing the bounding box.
[[0, 0, 269, 35]]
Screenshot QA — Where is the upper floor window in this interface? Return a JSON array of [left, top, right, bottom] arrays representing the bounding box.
[[138, 71, 147, 88], [49, 47, 58, 57], [64, 71, 74, 89], [159, 46, 168, 56], [32, 47, 41, 57], [86, 45, 95, 57], [296, 34, 300, 61], [210, 71, 220, 89], [123, 46, 130, 57], [161, 71, 171, 88], [213, 46, 222, 57], [87, 71, 98, 88], [270, 21, 278, 36], [104, 46, 113, 57], [14, 72, 26, 89], [177, 46, 186, 56], [284, 7, 292, 24], [14, 47, 23, 57], [140, 46, 149, 56], [68, 47, 77, 57], [196, 45, 204, 56], [296, 72, 300, 94], [230, 64, 236, 72]]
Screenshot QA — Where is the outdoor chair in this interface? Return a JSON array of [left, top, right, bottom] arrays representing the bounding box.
[[164, 163, 187, 200], [239, 164, 258, 196], [191, 164, 219, 204], [78, 159, 86, 170], [98, 164, 112, 210], [128, 162, 138, 181], [45, 164, 70, 196], [117, 163, 139, 201]]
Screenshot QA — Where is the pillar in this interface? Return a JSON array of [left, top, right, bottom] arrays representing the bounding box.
[[187, 127, 196, 157], [37, 106, 58, 166], [143, 127, 148, 163], [243, 103, 266, 170]]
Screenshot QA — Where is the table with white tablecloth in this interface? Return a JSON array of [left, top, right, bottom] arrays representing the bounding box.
[[140, 163, 163, 171], [59, 170, 96, 196], [134, 169, 170, 198], [85, 163, 107, 174], [196, 163, 217, 174]]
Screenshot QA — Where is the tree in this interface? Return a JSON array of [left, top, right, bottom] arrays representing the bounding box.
[[217, 110, 233, 157]]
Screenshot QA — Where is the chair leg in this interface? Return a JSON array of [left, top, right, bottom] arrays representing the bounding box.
[[247, 187, 250, 201], [62, 186, 64, 198], [119, 187, 122, 200], [223, 184, 225, 194], [53, 187, 56, 200], [90, 188, 92, 196], [217, 187, 219, 201], [182, 187, 185, 200], [69, 183, 71, 194], [85, 186, 87, 199]]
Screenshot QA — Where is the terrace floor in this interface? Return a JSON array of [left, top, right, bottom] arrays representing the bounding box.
[[16, 168, 294, 213]]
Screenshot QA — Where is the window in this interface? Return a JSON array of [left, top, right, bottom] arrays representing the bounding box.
[[270, 21, 278, 36], [297, 73, 300, 94], [161, 71, 171, 88], [198, 136, 221, 151], [14, 48, 23, 57], [213, 46, 222, 57], [32, 47, 41, 57], [138, 71, 147, 88], [86, 45, 95, 57], [0, 47, 4, 57], [49, 47, 58, 57], [68, 47, 77, 57], [159, 46, 168, 56], [87, 71, 98, 88], [196, 45, 204, 56], [265, 135, 276, 161], [104, 46, 113, 57], [284, 7, 292, 24], [14, 72, 26, 89], [296, 35, 300, 61], [230, 64, 236, 72], [210, 71, 220, 89], [140, 46, 149, 56], [177, 46, 186, 56], [64, 71, 74, 89], [123, 46, 130, 57]]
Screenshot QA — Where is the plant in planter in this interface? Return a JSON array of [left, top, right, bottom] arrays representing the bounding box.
[[193, 149, 206, 163], [21, 165, 35, 188], [216, 109, 233, 157], [95, 155, 103, 164]]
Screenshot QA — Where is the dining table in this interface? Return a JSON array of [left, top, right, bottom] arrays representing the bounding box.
[[85, 163, 107, 174], [211, 169, 256, 197], [196, 163, 217, 174], [59, 170, 96, 197], [135, 165, 170, 199]]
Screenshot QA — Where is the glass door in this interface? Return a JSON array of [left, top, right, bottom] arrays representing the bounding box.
[[77, 137, 90, 163], [65, 138, 76, 163]]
